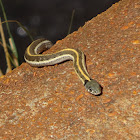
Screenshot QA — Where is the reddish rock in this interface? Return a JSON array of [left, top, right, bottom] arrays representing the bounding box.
[[0, 0, 139, 139]]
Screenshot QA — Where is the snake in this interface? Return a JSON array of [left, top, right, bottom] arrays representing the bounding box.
[[24, 38, 101, 95]]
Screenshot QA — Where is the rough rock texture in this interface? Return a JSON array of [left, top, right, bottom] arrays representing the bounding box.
[[0, 0, 139, 139]]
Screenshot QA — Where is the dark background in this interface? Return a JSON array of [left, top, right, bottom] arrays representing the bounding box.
[[0, 0, 120, 73]]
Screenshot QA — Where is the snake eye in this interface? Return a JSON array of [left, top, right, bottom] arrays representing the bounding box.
[[88, 87, 93, 93]]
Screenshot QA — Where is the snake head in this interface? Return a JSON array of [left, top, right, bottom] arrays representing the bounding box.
[[84, 79, 102, 95]]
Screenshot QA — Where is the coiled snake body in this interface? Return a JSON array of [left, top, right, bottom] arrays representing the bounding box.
[[24, 38, 101, 95]]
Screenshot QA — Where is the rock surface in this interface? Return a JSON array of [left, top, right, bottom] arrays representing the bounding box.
[[0, 0, 139, 139]]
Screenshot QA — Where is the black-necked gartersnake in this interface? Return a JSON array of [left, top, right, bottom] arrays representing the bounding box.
[[24, 38, 101, 95]]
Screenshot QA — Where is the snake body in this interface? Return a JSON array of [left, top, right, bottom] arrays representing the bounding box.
[[24, 38, 101, 95]]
